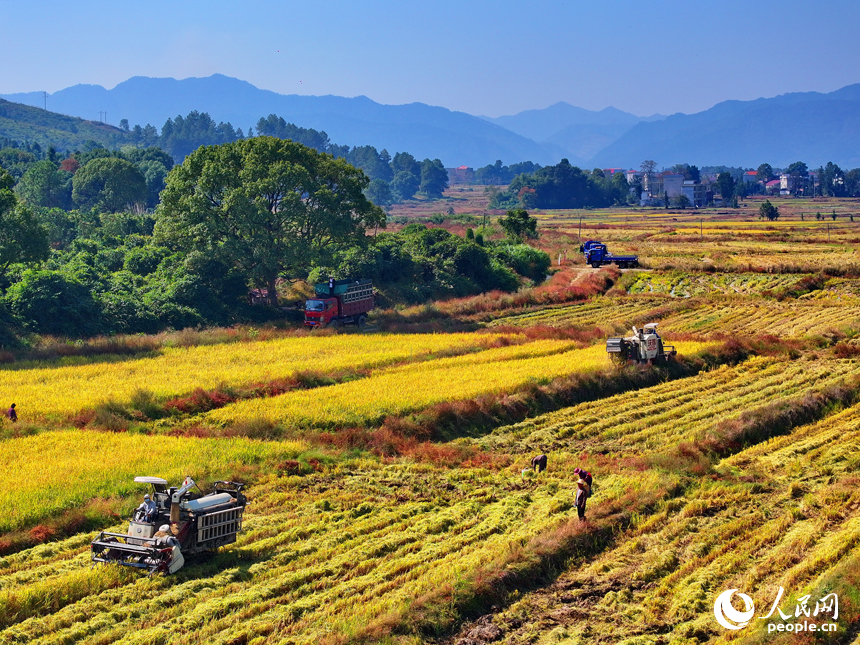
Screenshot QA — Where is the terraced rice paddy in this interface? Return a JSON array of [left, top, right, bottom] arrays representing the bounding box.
[[3, 353, 859, 644]]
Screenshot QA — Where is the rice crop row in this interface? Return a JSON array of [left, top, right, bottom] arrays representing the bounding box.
[[205, 341, 718, 428], [0, 333, 507, 420], [625, 272, 805, 298]]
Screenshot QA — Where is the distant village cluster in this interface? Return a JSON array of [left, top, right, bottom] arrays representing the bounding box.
[[446, 162, 827, 208]]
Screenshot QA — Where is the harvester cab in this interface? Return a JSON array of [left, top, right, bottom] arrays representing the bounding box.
[[91, 476, 247, 575], [606, 323, 677, 364]]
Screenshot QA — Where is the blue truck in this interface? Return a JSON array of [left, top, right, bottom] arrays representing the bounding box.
[[584, 243, 639, 269]]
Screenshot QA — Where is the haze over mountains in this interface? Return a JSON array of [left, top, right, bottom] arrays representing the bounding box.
[[3, 75, 860, 169]]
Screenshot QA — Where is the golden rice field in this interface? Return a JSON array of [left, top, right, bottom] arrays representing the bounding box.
[[206, 341, 718, 428], [0, 333, 506, 419], [3, 354, 859, 643]]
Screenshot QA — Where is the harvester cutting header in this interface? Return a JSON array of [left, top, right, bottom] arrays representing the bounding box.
[[91, 476, 246, 575]]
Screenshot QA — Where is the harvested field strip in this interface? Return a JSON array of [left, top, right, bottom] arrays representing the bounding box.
[[2, 457, 657, 644], [491, 295, 860, 338], [477, 357, 860, 458], [446, 398, 860, 644], [486, 297, 674, 329], [0, 333, 506, 419], [626, 272, 805, 298], [663, 301, 860, 336]]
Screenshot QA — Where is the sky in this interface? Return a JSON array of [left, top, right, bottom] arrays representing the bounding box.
[[5, 0, 860, 118]]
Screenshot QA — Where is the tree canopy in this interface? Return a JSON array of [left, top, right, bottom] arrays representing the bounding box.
[[498, 209, 538, 241], [156, 136, 386, 305], [72, 157, 147, 212]]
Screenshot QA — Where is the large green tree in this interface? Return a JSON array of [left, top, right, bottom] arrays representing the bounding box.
[[419, 158, 449, 199], [72, 157, 148, 212], [391, 170, 420, 201], [156, 136, 385, 306]]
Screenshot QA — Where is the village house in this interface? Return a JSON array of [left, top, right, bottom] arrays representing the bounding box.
[[446, 165, 475, 184]]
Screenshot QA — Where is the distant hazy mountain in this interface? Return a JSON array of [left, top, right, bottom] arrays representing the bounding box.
[[589, 85, 860, 169], [0, 75, 567, 167], [481, 103, 664, 164]]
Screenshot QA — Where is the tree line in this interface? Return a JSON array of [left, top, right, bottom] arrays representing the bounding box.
[[0, 137, 548, 342]]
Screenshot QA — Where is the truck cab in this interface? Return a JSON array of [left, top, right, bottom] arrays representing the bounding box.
[[304, 297, 338, 327]]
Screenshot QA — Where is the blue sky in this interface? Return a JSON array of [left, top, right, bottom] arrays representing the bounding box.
[[6, 0, 859, 117]]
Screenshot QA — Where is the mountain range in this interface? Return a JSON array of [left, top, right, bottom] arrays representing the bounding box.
[[3, 75, 860, 169]]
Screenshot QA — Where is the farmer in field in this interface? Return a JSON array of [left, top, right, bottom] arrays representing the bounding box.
[[575, 477, 591, 521], [7, 403, 16, 423], [574, 467, 592, 487], [531, 454, 548, 473]]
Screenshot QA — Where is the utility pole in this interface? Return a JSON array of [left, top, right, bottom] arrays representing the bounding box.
[[700, 219, 703, 241], [578, 215, 582, 242], [43, 91, 47, 110]]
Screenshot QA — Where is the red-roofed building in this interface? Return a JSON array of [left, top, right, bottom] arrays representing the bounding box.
[[742, 170, 760, 184]]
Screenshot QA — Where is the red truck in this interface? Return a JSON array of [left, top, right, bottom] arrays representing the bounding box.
[[304, 279, 374, 328]]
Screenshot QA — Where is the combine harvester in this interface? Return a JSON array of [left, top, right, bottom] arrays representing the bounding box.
[[606, 323, 676, 364], [91, 476, 246, 575]]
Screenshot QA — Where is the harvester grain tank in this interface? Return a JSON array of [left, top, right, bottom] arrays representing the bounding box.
[[584, 243, 639, 269], [606, 323, 676, 364], [304, 278, 374, 328], [91, 476, 246, 575]]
